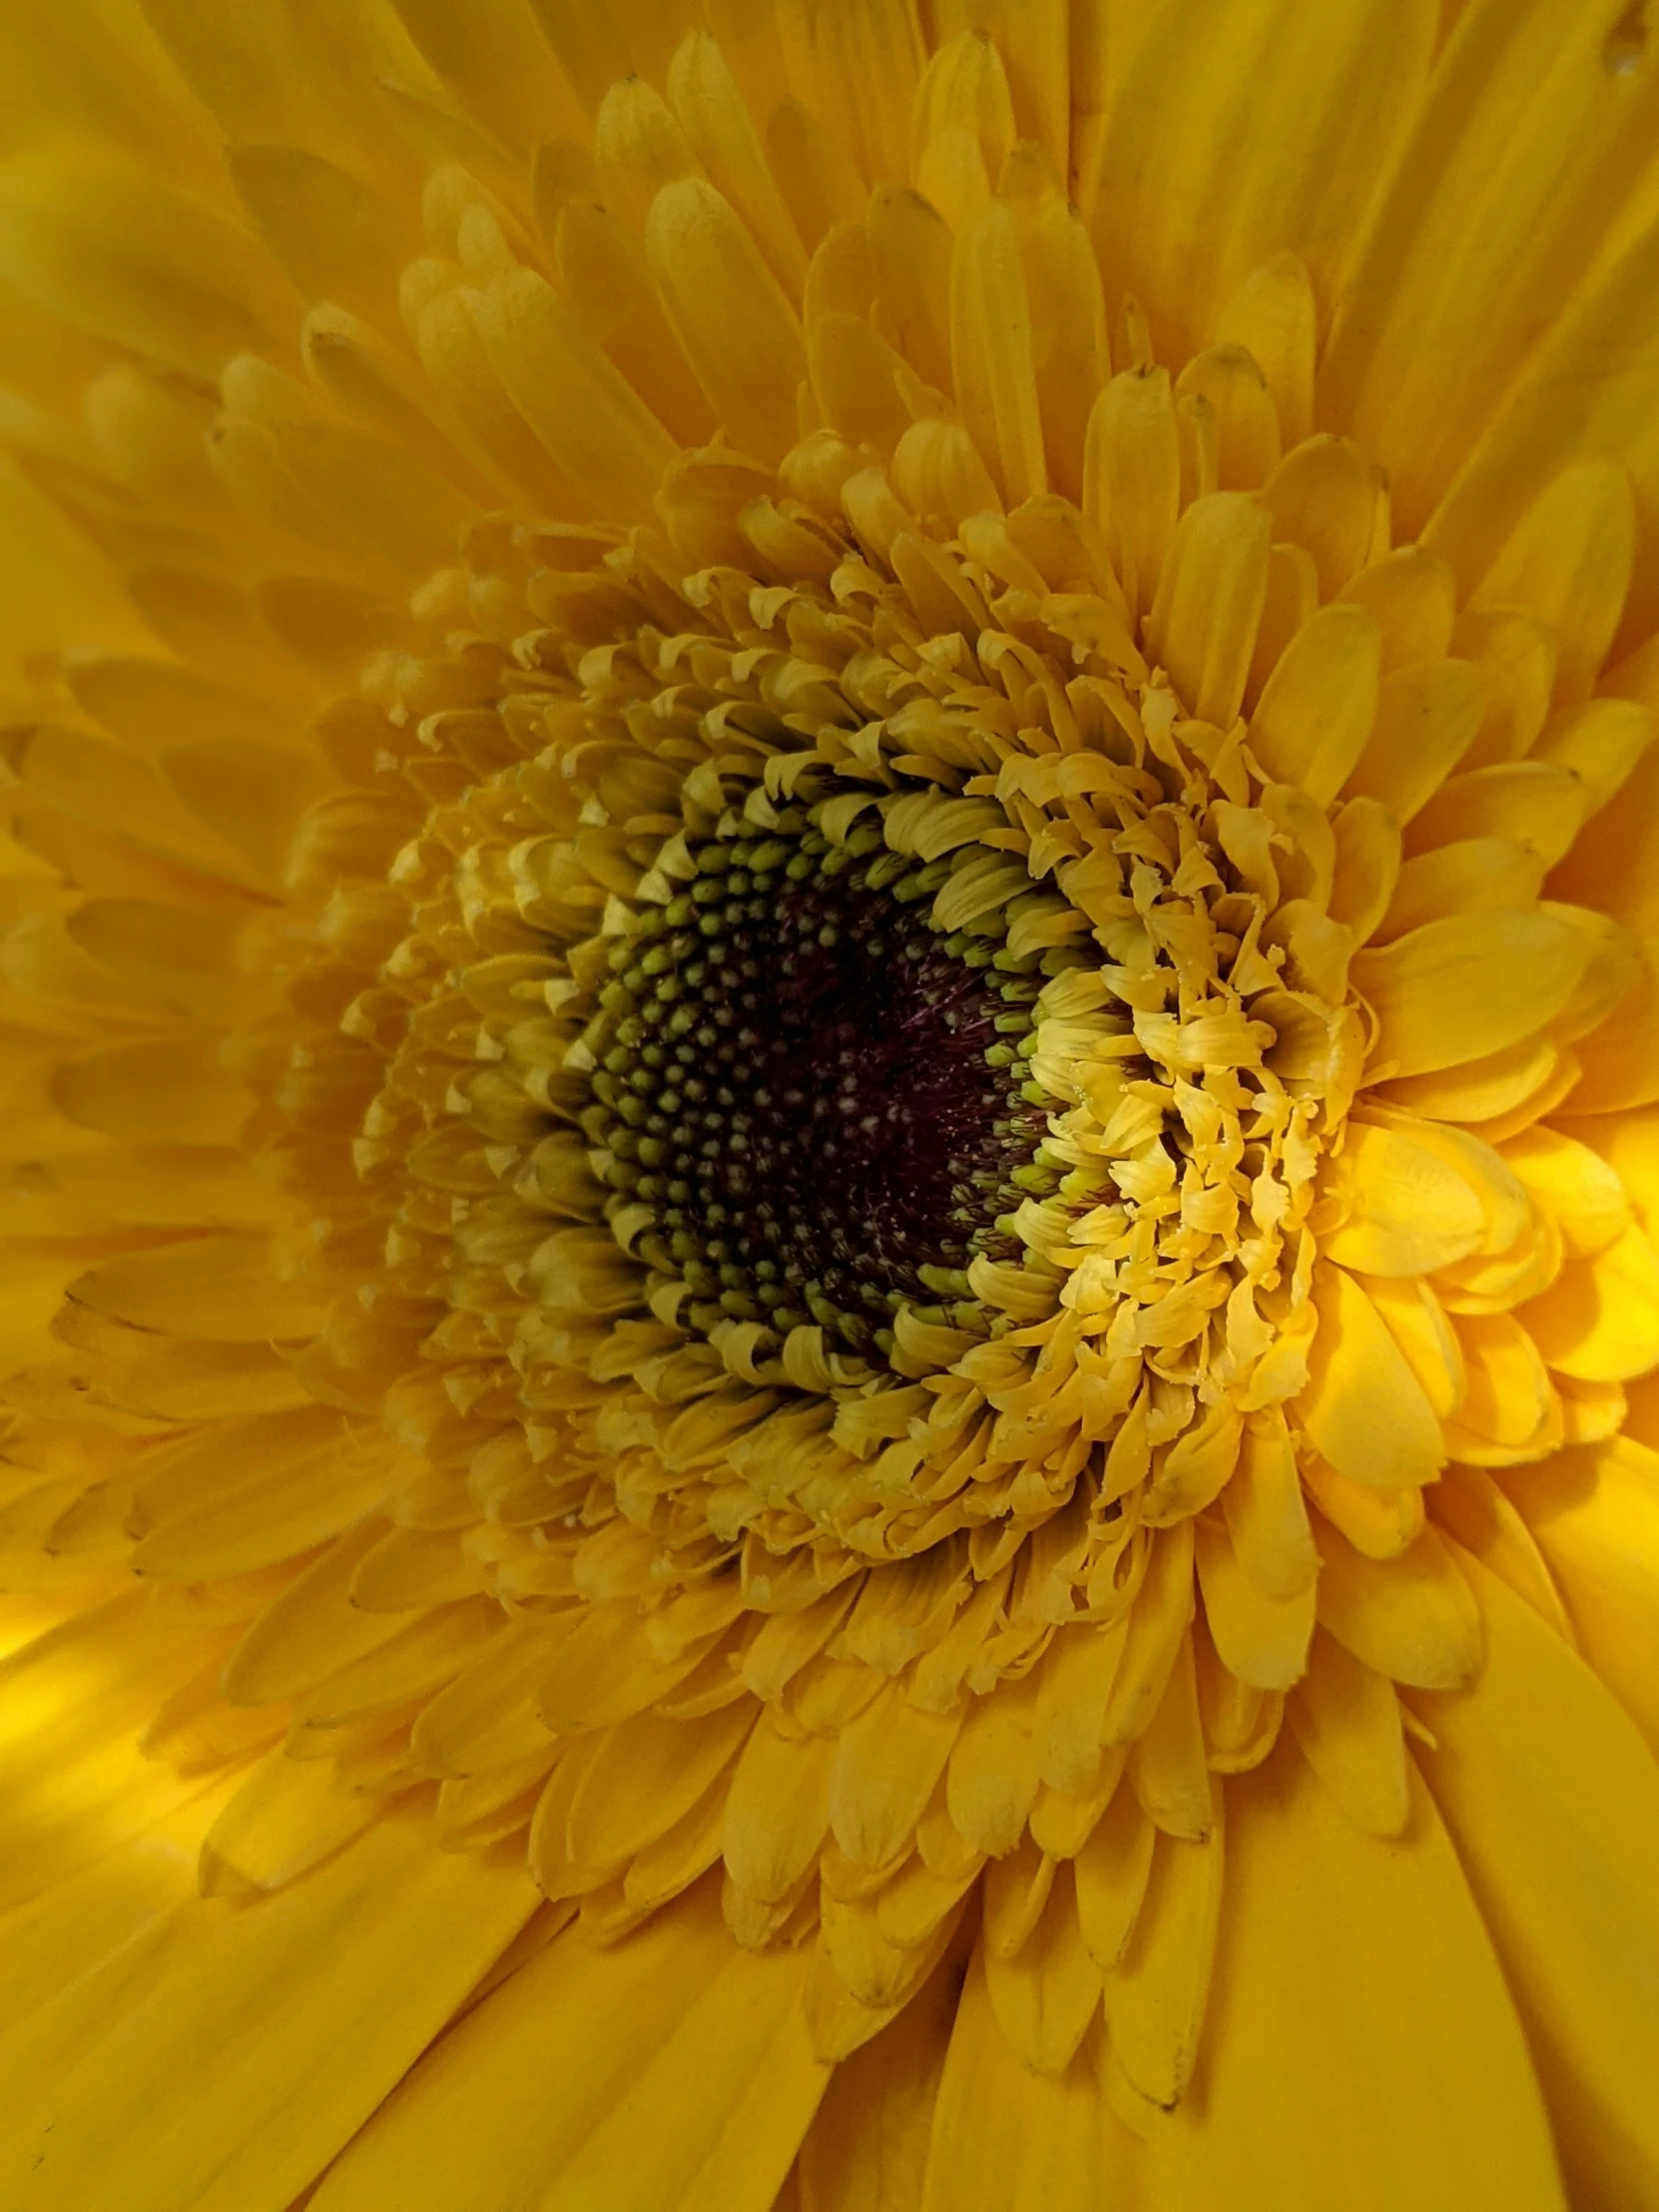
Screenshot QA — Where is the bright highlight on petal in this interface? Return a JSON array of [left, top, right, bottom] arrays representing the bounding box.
[[1, 1, 1658, 2207]]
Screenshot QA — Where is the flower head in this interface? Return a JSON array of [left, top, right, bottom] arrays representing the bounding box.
[[3, 2, 1659, 2207]]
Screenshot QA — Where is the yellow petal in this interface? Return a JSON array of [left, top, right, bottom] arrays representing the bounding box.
[[1145, 489, 1271, 731], [866, 182, 952, 391], [220, 1522, 401, 1707], [1304, 1454, 1425, 1561], [1354, 907, 1590, 1080], [913, 29, 1018, 203], [1521, 1223, 1659, 1382], [645, 176, 808, 467], [298, 1606, 502, 1738], [63, 651, 299, 758], [0, 1593, 219, 1909], [1101, 1792, 1223, 2108], [668, 30, 807, 299], [1301, 1265, 1446, 1488], [923, 1958, 1134, 2211], [1247, 599, 1382, 805], [386, 0, 584, 155], [1511, 1435, 1659, 1753], [1324, 0, 1659, 538], [536, 1598, 711, 1735], [722, 1705, 834, 1904], [1083, 365, 1178, 619], [1033, 1618, 1129, 1793], [66, 1232, 325, 1343], [1194, 1517, 1316, 1691], [1326, 794, 1401, 941], [1339, 544, 1456, 670], [0, 148, 292, 376], [1504, 1125, 1629, 1259], [793, 0, 926, 187], [1102, 1520, 1197, 1745], [1430, 1465, 1573, 1645], [949, 199, 1045, 505], [12, 723, 257, 886], [230, 148, 417, 324], [0, 1781, 235, 2024], [1343, 657, 1485, 822], [1315, 1521, 1482, 1690], [807, 307, 909, 450], [1004, 157, 1106, 501], [1216, 252, 1316, 446], [129, 1406, 382, 1580], [1258, 434, 1384, 600], [1091, 0, 1434, 363], [1546, 724, 1659, 934], [412, 1618, 564, 1779], [1535, 694, 1654, 814], [473, 266, 677, 522], [796, 1945, 952, 2210], [1464, 458, 1634, 705], [1127, 1633, 1213, 1841], [1379, 836, 1545, 939], [1407, 759, 1587, 867], [1377, 1031, 1572, 1127], [946, 1666, 1042, 1856], [312, 1885, 827, 2212], [1220, 1408, 1317, 1599], [1413, 1548, 1659, 2211], [568, 1703, 755, 1870], [1148, 1742, 1566, 2210], [1285, 1629, 1408, 1836], [0, 1810, 539, 2212], [984, 1863, 1101, 2078], [1450, 1312, 1556, 1451], [52, 1036, 238, 1149], [830, 1684, 963, 1869], [1173, 344, 1280, 491], [527, 0, 703, 112], [198, 1744, 379, 1898], [1322, 1119, 1486, 1276], [1566, 937, 1659, 1116]]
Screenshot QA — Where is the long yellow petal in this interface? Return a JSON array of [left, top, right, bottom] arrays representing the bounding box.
[[1323, 0, 1659, 537], [923, 1956, 1139, 2211], [1512, 1435, 1659, 1754], [308, 1886, 829, 2212], [64, 1231, 326, 1344], [796, 1946, 952, 2210], [645, 176, 808, 467], [1413, 1549, 1659, 2210], [1091, 0, 1434, 363], [473, 266, 678, 522], [1146, 1742, 1566, 2210], [0, 1811, 539, 2212]]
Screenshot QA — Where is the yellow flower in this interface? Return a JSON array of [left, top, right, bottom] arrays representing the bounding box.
[[3, 0, 1659, 2205]]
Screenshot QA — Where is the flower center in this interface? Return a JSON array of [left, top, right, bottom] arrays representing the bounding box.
[[587, 810, 1050, 1353]]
